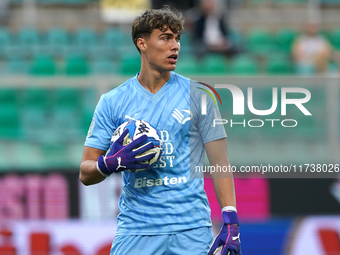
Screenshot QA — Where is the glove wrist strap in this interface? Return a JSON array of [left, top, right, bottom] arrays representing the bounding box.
[[97, 155, 111, 177], [222, 206, 237, 212], [223, 210, 239, 225]]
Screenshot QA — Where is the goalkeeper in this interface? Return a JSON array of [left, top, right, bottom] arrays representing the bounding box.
[[79, 6, 241, 255]]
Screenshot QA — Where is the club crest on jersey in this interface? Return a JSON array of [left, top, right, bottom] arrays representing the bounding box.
[[172, 109, 192, 124]]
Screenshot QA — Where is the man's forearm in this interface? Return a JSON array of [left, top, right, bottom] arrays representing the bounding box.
[[205, 138, 237, 210], [79, 160, 106, 186], [212, 174, 236, 209]]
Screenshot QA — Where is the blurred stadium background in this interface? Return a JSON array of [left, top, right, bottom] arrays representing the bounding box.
[[0, 0, 340, 254]]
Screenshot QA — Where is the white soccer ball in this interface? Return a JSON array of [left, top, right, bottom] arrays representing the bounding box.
[[109, 120, 163, 172]]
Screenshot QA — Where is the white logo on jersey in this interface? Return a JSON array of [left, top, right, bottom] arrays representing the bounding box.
[[172, 109, 192, 124]]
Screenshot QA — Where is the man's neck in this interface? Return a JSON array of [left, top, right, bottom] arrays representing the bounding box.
[[137, 67, 172, 95]]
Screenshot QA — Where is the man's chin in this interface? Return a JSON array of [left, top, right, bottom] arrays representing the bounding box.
[[168, 64, 177, 71], [157, 64, 176, 73]]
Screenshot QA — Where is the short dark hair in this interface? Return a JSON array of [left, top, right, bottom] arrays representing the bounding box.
[[132, 6, 185, 53]]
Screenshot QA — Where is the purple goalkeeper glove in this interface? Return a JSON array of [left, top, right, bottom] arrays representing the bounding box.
[[97, 129, 156, 176], [207, 211, 242, 255]]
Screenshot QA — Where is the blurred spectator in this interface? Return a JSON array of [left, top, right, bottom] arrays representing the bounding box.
[[192, 0, 238, 58], [0, 0, 9, 24], [292, 21, 332, 75]]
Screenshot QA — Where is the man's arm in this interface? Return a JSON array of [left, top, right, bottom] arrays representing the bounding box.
[[79, 146, 106, 186], [205, 138, 241, 255], [205, 138, 236, 209]]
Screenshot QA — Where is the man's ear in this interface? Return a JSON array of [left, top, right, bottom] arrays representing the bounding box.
[[137, 38, 147, 53]]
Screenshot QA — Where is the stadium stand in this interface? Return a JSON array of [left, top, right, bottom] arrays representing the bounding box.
[[231, 55, 258, 75], [0, 4, 339, 255], [45, 28, 69, 57], [103, 27, 125, 59], [120, 54, 141, 75], [0, 25, 338, 75], [21, 87, 50, 142], [265, 55, 293, 74], [0, 1, 338, 170], [17, 27, 40, 58], [246, 29, 274, 56], [274, 28, 298, 53], [174, 56, 201, 75], [30, 54, 57, 75], [0, 105, 21, 139], [330, 28, 340, 50], [65, 54, 90, 75], [0, 27, 10, 58], [201, 54, 229, 75]]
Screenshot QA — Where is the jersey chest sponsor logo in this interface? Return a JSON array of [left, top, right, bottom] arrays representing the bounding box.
[[134, 176, 187, 188]]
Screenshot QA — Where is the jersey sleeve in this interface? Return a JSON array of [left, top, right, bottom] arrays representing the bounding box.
[[198, 89, 227, 144], [84, 94, 116, 151]]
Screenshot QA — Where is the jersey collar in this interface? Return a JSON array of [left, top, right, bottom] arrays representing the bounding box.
[[134, 72, 173, 101]]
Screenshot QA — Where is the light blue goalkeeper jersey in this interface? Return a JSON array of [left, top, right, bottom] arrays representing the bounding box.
[[85, 72, 227, 235]]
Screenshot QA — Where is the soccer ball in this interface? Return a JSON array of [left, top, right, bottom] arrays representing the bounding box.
[[109, 120, 163, 172]]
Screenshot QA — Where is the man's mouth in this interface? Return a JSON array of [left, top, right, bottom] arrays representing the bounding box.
[[168, 54, 178, 64]]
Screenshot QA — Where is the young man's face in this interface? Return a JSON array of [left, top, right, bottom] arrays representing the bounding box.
[[142, 28, 181, 72]]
